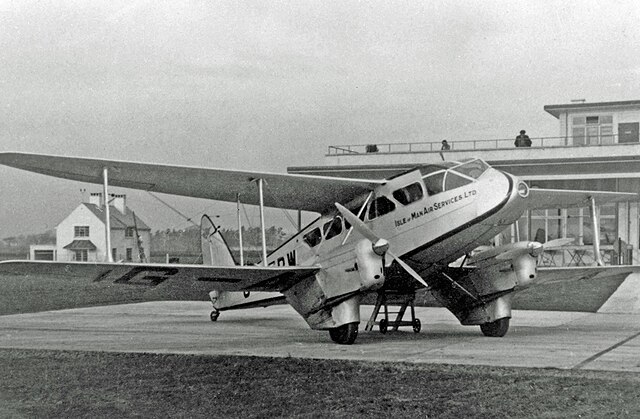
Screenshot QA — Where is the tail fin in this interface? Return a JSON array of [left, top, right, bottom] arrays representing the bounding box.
[[200, 214, 286, 312], [201, 214, 236, 267]]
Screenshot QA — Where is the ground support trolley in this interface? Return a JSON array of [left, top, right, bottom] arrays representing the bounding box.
[[365, 290, 421, 334]]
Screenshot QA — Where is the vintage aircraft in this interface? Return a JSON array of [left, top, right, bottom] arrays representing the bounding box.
[[0, 151, 638, 344]]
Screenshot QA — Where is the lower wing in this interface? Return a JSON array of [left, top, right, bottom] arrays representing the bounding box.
[[0, 260, 319, 301], [536, 265, 640, 285]]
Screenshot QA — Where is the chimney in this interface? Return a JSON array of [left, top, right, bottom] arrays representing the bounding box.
[[110, 194, 127, 214], [89, 192, 103, 206]]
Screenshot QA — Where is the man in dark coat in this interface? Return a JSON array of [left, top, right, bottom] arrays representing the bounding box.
[[515, 130, 531, 147]]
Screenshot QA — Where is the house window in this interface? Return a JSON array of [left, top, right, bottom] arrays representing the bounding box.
[[126, 248, 133, 261], [125, 227, 135, 238], [74, 226, 90, 237], [112, 248, 117, 261], [73, 250, 88, 262]]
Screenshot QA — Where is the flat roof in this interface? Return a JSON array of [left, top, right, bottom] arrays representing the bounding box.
[[544, 99, 640, 118]]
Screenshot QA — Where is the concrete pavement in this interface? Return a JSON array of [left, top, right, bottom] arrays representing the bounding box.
[[0, 302, 638, 372]]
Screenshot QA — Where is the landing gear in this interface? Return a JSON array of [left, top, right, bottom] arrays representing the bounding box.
[[379, 318, 388, 334], [210, 310, 220, 322], [480, 318, 509, 337], [329, 322, 359, 345], [412, 318, 421, 333]]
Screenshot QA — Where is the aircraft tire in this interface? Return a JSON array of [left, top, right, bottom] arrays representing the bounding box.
[[412, 318, 421, 333], [329, 322, 359, 344], [210, 310, 220, 322], [379, 318, 388, 334], [480, 318, 509, 337]]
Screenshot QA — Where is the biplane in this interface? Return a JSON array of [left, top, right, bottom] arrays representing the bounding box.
[[0, 152, 638, 344]]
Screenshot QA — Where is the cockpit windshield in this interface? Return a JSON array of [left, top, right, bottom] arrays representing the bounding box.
[[421, 158, 489, 196], [452, 159, 490, 179]]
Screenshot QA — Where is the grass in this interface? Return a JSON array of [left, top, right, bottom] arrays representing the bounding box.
[[1, 349, 639, 418]]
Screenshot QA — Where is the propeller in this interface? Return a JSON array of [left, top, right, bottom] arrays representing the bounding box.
[[335, 203, 429, 289], [543, 237, 575, 249]]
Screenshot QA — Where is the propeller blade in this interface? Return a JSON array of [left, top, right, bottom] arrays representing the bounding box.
[[495, 241, 543, 260], [389, 251, 430, 289], [335, 202, 379, 243], [544, 238, 575, 249], [335, 202, 429, 289]]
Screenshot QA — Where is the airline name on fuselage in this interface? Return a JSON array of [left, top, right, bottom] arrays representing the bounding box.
[[394, 189, 477, 228]]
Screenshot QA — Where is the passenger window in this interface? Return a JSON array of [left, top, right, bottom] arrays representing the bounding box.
[[303, 227, 322, 247], [445, 172, 473, 190], [423, 172, 445, 195], [323, 217, 343, 240], [368, 196, 396, 220], [392, 182, 424, 205]]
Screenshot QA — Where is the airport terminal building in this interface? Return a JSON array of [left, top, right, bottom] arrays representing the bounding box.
[[290, 99, 640, 266]]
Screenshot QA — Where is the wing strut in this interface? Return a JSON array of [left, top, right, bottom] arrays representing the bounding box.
[[236, 193, 244, 266], [102, 166, 113, 262], [590, 196, 605, 266], [257, 178, 268, 266]]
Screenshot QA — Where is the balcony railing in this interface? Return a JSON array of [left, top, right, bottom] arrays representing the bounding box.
[[327, 134, 629, 156]]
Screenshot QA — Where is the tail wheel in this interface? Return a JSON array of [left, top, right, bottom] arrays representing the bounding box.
[[480, 318, 510, 337], [329, 322, 359, 344]]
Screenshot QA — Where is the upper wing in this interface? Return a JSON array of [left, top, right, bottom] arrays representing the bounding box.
[[0, 260, 319, 299], [0, 152, 383, 213], [528, 188, 637, 210]]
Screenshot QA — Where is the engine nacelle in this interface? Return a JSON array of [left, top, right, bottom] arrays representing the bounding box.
[[513, 253, 538, 289], [354, 239, 385, 291]]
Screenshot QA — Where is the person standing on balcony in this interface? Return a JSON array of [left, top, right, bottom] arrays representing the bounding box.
[[515, 130, 531, 147], [441, 140, 451, 150]]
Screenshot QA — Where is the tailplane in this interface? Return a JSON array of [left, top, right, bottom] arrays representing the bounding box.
[[200, 215, 286, 320]]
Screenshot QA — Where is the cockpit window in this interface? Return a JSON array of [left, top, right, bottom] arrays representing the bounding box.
[[392, 182, 424, 205], [368, 196, 396, 220], [453, 159, 489, 179], [423, 171, 445, 195], [303, 227, 322, 247], [323, 216, 343, 240], [444, 172, 473, 190]]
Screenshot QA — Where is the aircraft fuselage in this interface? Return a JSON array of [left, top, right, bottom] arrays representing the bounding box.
[[262, 158, 531, 330]]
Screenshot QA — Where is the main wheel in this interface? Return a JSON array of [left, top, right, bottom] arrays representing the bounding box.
[[480, 318, 510, 337], [379, 318, 388, 334], [329, 322, 359, 344], [412, 318, 421, 333], [210, 310, 220, 322]]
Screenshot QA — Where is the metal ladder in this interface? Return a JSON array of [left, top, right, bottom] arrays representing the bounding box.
[[365, 290, 421, 334]]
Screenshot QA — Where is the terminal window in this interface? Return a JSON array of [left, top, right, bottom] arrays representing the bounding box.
[[572, 115, 613, 145]]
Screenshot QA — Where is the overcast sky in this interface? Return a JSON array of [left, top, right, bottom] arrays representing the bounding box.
[[1, 1, 640, 238]]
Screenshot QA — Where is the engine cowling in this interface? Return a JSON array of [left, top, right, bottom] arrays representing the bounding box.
[[513, 253, 538, 289], [354, 239, 386, 291]]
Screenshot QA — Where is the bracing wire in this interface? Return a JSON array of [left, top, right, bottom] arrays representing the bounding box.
[[146, 191, 198, 227]]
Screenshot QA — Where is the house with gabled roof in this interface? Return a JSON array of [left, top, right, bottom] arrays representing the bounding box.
[[56, 193, 151, 262]]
